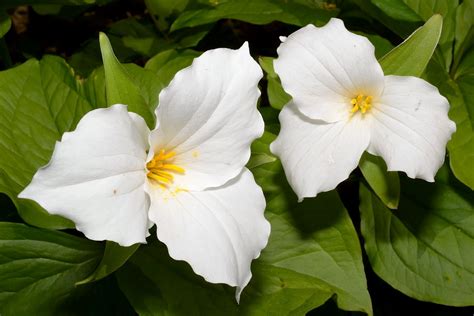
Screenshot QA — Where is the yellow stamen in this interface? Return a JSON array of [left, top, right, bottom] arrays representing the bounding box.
[[146, 149, 185, 188], [147, 173, 171, 184], [161, 164, 185, 173], [350, 94, 373, 115]]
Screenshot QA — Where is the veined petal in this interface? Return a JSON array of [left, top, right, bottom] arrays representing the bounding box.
[[19, 104, 151, 246], [271, 103, 370, 200], [368, 76, 456, 181], [274, 18, 384, 122], [146, 169, 270, 301], [149, 42, 264, 191]]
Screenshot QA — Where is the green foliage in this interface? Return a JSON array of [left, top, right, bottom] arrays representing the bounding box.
[[145, 48, 200, 89], [378, 14, 442, 76], [0, 11, 11, 39], [0, 56, 92, 229], [258, 57, 291, 110], [171, 0, 337, 31], [359, 168, 474, 306], [423, 51, 474, 190], [99, 32, 155, 127], [369, 0, 458, 70], [117, 161, 372, 315], [0, 222, 103, 314], [359, 153, 400, 209], [0, 0, 472, 314], [77, 241, 140, 285]]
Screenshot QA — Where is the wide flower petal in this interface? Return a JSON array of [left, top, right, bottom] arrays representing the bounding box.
[[270, 103, 370, 200], [19, 104, 150, 246], [146, 169, 270, 301], [274, 18, 384, 122], [368, 76, 456, 181], [149, 43, 264, 191]]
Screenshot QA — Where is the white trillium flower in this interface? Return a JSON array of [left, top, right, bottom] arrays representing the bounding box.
[[19, 43, 271, 299], [270, 18, 456, 201]]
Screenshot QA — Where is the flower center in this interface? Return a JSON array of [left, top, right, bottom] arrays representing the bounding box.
[[350, 94, 372, 114], [146, 149, 185, 188]]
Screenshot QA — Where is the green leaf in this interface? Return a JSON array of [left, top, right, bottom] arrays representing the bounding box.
[[369, 0, 458, 70], [0, 56, 95, 229], [423, 53, 474, 189], [359, 153, 400, 209], [99, 32, 155, 127], [171, 0, 336, 31], [453, 0, 474, 72], [247, 131, 277, 169], [350, 0, 419, 38], [145, 0, 189, 31], [0, 222, 103, 314], [359, 170, 474, 305], [145, 48, 200, 90], [77, 241, 139, 285], [379, 14, 443, 76], [0, 11, 11, 39], [258, 57, 291, 110], [371, 0, 422, 22], [117, 158, 372, 315]]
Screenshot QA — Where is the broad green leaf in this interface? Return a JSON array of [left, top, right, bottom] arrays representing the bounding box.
[[117, 238, 332, 316], [359, 153, 400, 209], [84, 50, 189, 116], [363, 33, 395, 58], [77, 241, 139, 285], [171, 0, 336, 31], [258, 57, 291, 110], [423, 53, 474, 189], [99, 32, 155, 127], [369, 0, 457, 70], [145, 48, 200, 90], [359, 169, 474, 305], [350, 0, 419, 38], [0, 56, 95, 229], [117, 158, 372, 315], [379, 14, 442, 76], [453, 0, 474, 70], [0, 222, 103, 314], [0, 11, 11, 39], [371, 0, 421, 21]]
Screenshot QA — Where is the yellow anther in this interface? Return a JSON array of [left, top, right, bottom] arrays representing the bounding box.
[[147, 173, 172, 184], [161, 164, 185, 173], [350, 94, 372, 115], [146, 149, 185, 188]]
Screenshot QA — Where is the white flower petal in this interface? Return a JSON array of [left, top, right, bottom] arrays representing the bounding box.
[[19, 104, 150, 246], [368, 76, 456, 181], [274, 18, 384, 122], [270, 103, 370, 200], [146, 169, 270, 301], [149, 42, 264, 191]]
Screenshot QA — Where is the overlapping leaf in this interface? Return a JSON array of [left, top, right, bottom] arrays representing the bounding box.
[[0, 56, 93, 229], [0, 222, 103, 314], [360, 167, 474, 305]]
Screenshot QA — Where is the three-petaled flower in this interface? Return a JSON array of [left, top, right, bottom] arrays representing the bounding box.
[[19, 44, 271, 299], [270, 18, 456, 201]]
